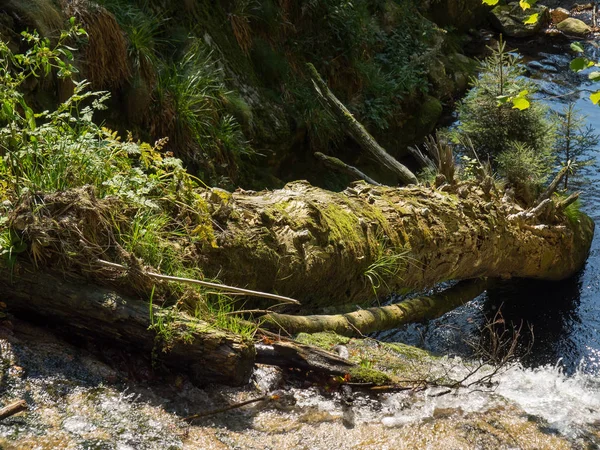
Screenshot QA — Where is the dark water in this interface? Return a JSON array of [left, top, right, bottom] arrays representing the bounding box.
[[381, 38, 600, 376]]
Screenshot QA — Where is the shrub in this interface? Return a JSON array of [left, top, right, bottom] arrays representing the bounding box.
[[455, 39, 555, 162], [496, 142, 553, 203]]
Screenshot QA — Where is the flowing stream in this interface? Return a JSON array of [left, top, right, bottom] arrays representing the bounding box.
[[1, 30, 600, 450], [378, 34, 600, 445]]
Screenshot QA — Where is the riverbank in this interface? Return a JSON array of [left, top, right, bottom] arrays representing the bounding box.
[[2, 318, 599, 449]]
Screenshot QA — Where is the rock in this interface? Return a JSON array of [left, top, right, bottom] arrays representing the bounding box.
[[556, 17, 591, 36], [490, 3, 550, 37], [550, 7, 570, 24]]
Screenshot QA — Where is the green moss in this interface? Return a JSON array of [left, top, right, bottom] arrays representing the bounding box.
[[384, 342, 434, 361], [321, 202, 363, 252], [348, 366, 391, 385], [295, 331, 350, 349]]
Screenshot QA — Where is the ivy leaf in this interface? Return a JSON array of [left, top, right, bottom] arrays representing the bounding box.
[[570, 57, 589, 72], [523, 13, 539, 24], [589, 72, 600, 82], [591, 91, 600, 105], [512, 97, 530, 110], [570, 42, 585, 53], [482, 0, 499, 4]]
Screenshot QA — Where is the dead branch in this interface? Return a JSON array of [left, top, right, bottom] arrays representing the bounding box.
[[508, 199, 552, 223], [255, 340, 356, 375], [307, 63, 417, 185], [0, 400, 27, 420], [96, 259, 300, 305], [314, 152, 382, 186], [557, 192, 580, 210], [536, 166, 568, 204]]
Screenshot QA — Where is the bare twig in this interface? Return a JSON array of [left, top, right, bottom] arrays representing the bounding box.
[[185, 396, 269, 421], [536, 166, 568, 204], [96, 259, 301, 305], [508, 199, 552, 223], [314, 152, 382, 186], [557, 192, 580, 210], [0, 400, 27, 420]]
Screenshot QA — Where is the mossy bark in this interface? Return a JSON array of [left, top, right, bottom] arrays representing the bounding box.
[[200, 181, 594, 309], [263, 279, 489, 336]]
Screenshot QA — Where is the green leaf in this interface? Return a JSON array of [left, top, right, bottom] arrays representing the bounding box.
[[482, 0, 499, 4], [519, 0, 537, 10], [2, 101, 13, 119], [496, 95, 510, 105], [570, 57, 589, 72], [570, 42, 585, 53], [23, 105, 36, 130], [591, 91, 600, 105], [589, 72, 600, 82], [512, 97, 530, 110], [523, 13, 539, 24]]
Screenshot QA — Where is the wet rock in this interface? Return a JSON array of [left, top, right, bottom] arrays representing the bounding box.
[[333, 344, 350, 359], [550, 7, 570, 24], [490, 3, 550, 37], [556, 17, 591, 36]]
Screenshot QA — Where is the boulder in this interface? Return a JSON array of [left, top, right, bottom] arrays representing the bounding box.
[[550, 7, 570, 24], [490, 3, 550, 37], [556, 17, 591, 36]]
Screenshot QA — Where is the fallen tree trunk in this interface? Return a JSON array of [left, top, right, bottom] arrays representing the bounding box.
[[0, 265, 361, 380], [262, 279, 488, 336], [0, 267, 255, 386], [199, 181, 594, 308], [3, 182, 594, 311]]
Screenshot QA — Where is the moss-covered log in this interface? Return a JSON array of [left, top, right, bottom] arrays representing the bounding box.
[[263, 279, 488, 336], [200, 181, 594, 309], [0, 268, 255, 386]]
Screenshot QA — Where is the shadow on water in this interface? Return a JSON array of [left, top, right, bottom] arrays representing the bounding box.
[[483, 274, 584, 374]]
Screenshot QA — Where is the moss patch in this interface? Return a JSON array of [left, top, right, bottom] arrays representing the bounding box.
[[348, 366, 391, 385], [295, 332, 351, 350]]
